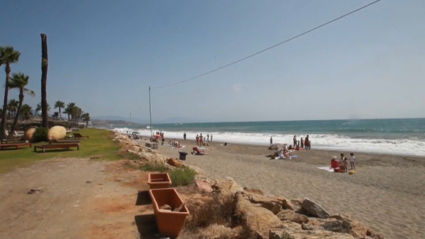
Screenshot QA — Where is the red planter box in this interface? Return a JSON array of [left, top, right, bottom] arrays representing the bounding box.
[[148, 173, 171, 189], [149, 188, 189, 237]]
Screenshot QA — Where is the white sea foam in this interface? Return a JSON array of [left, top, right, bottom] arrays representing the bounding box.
[[114, 127, 425, 157]]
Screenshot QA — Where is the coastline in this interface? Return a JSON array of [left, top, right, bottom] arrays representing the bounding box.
[[153, 138, 425, 239]]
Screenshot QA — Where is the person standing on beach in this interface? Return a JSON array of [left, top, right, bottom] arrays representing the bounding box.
[[196, 134, 199, 146], [339, 153, 344, 165], [300, 137, 304, 148], [293, 135, 297, 147], [270, 136, 273, 146], [350, 153, 356, 170], [305, 135, 310, 150], [183, 132, 186, 140], [207, 134, 210, 143]]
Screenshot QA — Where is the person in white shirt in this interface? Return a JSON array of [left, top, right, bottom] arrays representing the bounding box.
[[350, 153, 356, 170]]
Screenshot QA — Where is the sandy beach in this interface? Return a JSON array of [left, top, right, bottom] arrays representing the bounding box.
[[155, 139, 425, 239]]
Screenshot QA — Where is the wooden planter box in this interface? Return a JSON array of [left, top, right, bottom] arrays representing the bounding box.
[[148, 173, 172, 189], [149, 188, 189, 237]]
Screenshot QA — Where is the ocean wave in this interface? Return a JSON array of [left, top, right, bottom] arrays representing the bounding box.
[[113, 127, 425, 157]]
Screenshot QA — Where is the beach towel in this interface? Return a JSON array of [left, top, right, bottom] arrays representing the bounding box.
[[317, 166, 335, 172]]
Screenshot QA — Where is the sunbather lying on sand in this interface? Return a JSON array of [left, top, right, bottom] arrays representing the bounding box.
[[191, 146, 207, 155]]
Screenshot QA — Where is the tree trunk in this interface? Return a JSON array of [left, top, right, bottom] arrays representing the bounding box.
[[8, 88, 24, 139], [41, 33, 49, 128], [0, 64, 11, 140]]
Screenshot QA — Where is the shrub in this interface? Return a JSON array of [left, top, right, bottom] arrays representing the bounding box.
[[185, 194, 236, 231], [140, 162, 169, 172], [170, 167, 197, 186], [32, 127, 48, 142]]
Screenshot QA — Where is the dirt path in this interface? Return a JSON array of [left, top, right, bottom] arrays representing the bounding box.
[[0, 158, 156, 239]]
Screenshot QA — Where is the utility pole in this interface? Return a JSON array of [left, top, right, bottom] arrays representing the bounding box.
[[149, 86, 152, 136]]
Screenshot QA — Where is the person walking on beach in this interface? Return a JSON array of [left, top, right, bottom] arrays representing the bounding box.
[[183, 132, 186, 140], [270, 136, 273, 146], [350, 153, 356, 170]]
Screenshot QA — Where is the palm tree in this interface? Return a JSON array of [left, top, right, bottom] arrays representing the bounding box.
[[36, 103, 50, 114], [74, 107, 83, 122], [54, 101, 65, 119], [7, 99, 19, 119], [0, 46, 21, 140], [65, 102, 76, 120], [20, 104, 33, 120], [81, 112, 90, 127], [8, 72, 35, 138], [41, 34, 49, 128]]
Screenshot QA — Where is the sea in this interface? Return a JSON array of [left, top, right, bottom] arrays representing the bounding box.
[[113, 118, 425, 157]]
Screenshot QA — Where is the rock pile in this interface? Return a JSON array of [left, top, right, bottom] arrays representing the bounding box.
[[113, 132, 167, 164], [205, 177, 385, 239]]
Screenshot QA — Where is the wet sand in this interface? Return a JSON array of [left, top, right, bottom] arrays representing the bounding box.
[[155, 139, 425, 239]]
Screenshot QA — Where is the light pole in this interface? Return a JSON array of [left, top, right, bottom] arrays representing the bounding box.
[[149, 86, 153, 136]]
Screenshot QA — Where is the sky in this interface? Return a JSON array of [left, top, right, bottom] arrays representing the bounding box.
[[1, 0, 424, 123]]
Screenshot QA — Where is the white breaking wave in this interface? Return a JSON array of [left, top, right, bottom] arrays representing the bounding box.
[[113, 127, 425, 157]]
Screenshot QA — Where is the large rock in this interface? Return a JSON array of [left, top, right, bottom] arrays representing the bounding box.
[[167, 158, 184, 167], [246, 191, 282, 214], [276, 196, 294, 210], [300, 197, 330, 218], [276, 210, 308, 224], [235, 193, 281, 238], [269, 223, 356, 239], [212, 177, 244, 197], [25, 128, 36, 140], [47, 126, 67, 140]]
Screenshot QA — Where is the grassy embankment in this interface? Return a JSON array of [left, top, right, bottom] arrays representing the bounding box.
[[0, 128, 123, 174]]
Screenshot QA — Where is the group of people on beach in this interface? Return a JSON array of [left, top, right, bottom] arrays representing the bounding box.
[[293, 135, 311, 150], [270, 134, 311, 150], [331, 153, 356, 172], [196, 133, 212, 146]]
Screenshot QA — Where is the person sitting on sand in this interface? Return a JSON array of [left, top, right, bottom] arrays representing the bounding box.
[[330, 156, 339, 169]]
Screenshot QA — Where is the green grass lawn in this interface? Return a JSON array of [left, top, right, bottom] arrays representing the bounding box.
[[0, 128, 124, 174]]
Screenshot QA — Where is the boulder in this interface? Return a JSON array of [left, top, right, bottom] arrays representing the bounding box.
[[235, 193, 281, 238], [276, 196, 294, 210], [300, 197, 330, 218], [246, 192, 282, 214], [212, 177, 244, 197], [25, 128, 37, 140], [47, 126, 67, 140], [167, 158, 184, 168], [244, 187, 265, 195], [269, 222, 356, 239], [276, 210, 308, 224]]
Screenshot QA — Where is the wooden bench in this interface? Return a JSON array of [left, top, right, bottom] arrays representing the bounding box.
[[49, 139, 80, 144], [34, 143, 80, 152], [0, 143, 32, 150], [73, 133, 89, 139]]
